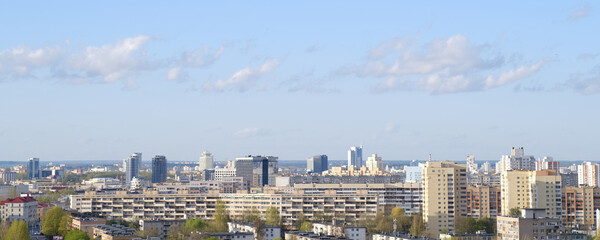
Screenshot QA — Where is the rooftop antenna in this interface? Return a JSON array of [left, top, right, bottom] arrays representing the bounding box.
[[428, 153, 431, 161]]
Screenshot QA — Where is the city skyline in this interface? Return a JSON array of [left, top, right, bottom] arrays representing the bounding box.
[[1, 2, 600, 162]]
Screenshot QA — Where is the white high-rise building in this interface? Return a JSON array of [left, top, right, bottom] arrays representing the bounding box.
[[578, 161, 600, 187], [199, 151, 214, 171], [536, 156, 559, 171], [466, 155, 477, 174], [347, 146, 363, 167], [365, 154, 383, 171], [496, 147, 536, 174], [125, 153, 141, 184]]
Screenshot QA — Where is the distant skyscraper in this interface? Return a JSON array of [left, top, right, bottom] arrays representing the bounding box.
[[125, 153, 141, 184], [365, 154, 383, 171], [152, 155, 167, 184], [133, 152, 142, 171], [347, 146, 363, 167], [235, 155, 278, 187], [496, 147, 536, 174], [307, 155, 328, 173], [199, 151, 214, 171], [27, 158, 40, 180], [578, 161, 600, 187], [466, 155, 477, 174], [536, 156, 559, 171]]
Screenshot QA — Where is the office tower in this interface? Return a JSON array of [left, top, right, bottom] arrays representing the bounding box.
[[199, 151, 214, 171], [133, 152, 142, 171], [235, 155, 278, 187], [422, 161, 467, 236], [347, 146, 363, 167], [152, 155, 167, 183], [496, 147, 536, 174], [500, 170, 562, 218], [466, 155, 477, 174], [577, 162, 599, 186], [125, 153, 141, 184], [307, 155, 328, 173], [536, 156, 559, 171], [365, 154, 383, 171], [27, 158, 40, 180]]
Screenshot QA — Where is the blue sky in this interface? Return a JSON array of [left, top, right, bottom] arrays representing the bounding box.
[[1, 1, 599, 162]]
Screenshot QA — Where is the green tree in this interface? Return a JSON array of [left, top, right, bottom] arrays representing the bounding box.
[[42, 206, 66, 236], [391, 207, 404, 219], [64, 229, 90, 240], [254, 219, 266, 240], [294, 212, 306, 230], [58, 214, 73, 236], [5, 220, 29, 240], [208, 200, 229, 232], [409, 212, 425, 237], [509, 207, 521, 216], [244, 207, 261, 223], [184, 218, 207, 232], [265, 207, 280, 226], [204, 237, 219, 240], [455, 217, 477, 234], [299, 221, 312, 232]]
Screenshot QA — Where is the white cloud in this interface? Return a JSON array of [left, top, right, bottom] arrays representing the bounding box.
[[167, 67, 182, 81], [179, 46, 224, 67], [234, 127, 263, 138], [484, 61, 544, 89], [66, 35, 154, 83], [570, 3, 593, 20], [351, 34, 544, 94], [206, 59, 280, 91], [0, 46, 63, 79]]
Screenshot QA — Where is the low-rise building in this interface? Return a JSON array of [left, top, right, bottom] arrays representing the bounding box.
[[139, 219, 185, 240], [312, 223, 366, 240], [372, 233, 436, 240], [210, 231, 254, 240], [497, 208, 561, 240], [72, 214, 105, 236], [439, 230, 495, 240], [0, 196, 39, 229], [285, 231, 348, 240], [227, 222, 281, 240], [93, 224, 138, 240]]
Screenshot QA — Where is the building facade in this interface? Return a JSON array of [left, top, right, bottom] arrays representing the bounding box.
[[348, 146, 363, 168], [500, 170, 562, 218], [151, 155, 167, 184], [307, 155, 328, 174], [199, 151, 214, 171], [466, 185, 501, 219], [497, 208, 560, 240], [422, 161, 468, 236], [0, 196, 39, 229], [27, 157, 40, 180]]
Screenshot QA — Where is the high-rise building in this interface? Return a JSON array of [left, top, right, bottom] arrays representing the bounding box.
[[152, 155, 167, 184], [347, 146, 363, 168], [125, 153, 141, 184], [496, 147, 536, 174], [466, 185, 501, 219], [365, 154, 383, 172], [500, 170, 562, 218], [466, 155, 477, 174], [577, 161, 599, 187], [307, 155, 328, 173], [422, 161, 467, 236], [27, 158, 40, 180], [536, 156, 559, 171], [199, 151, 214, 171], [235, 155, 278, 187]]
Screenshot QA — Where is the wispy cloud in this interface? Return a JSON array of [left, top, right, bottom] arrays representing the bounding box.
[[577, 52, 599, 60], [346, 34, 545, 94], [565, 65, 600, 94], [570, 2, 593, 20], [234, 127, 264, 138], [204, 59, 280, 91]]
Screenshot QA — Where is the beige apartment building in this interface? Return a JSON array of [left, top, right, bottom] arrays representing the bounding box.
[[500, 170, 562, 218], [70, 190, 378, 225], [422, 161, 468, 236], [466, 185, 501, 219], [562, 186, 600, 228]]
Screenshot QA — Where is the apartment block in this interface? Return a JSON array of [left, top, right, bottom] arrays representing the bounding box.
[[422, 161, 468, 236], [500, 170, 562, 218], [228, 222, 281, 240], [312, 223, 366, 240], [70, 190, 378, 226], [293, 183, 422, 215], [0, 196, 39, 229], [562, 186, 600, 228], [466, 185, 501, 219], [497, 208, 560, 240]]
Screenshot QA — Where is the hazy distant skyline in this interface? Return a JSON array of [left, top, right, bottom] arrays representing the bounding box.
[[1, 2, 599, 162]]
